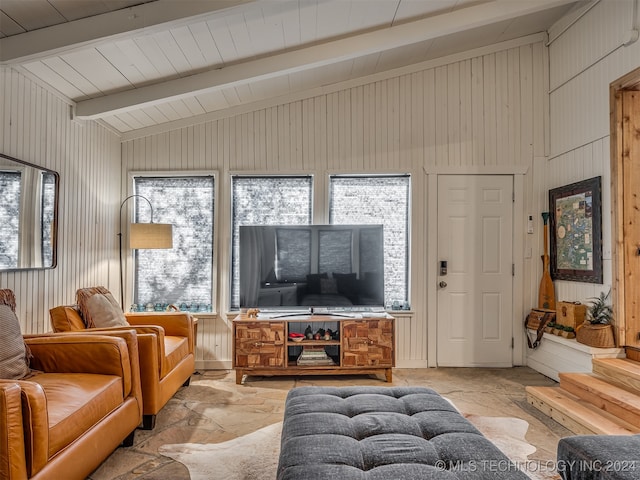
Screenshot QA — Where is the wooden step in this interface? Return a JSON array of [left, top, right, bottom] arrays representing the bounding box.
[[559, 372, 640, 428], [526, 385, 640, 435], [592, 358, 640, 394]]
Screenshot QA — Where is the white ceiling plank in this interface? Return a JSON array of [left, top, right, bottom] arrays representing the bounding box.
[[48, 0, 126, 22], [154, 102, 183, 122], [40, 56, 102, 97], [233, 83, 254, 104], [182, 96, 207, 116], [97, 42, 148, 85], [188, 21, 224, 66], [195, 90, 231, 112], [393, 0, 465, 24], [346, 0, 398, 31], [168, 99, 197, 118], [61, 49, 132, 94], [205, 18, 236, 64], [139, 105, 171, 124], [170, 25, 209, 71], [221, 86, 242, 106], [110, 38, 163, 82], [114, 110, 147, 130], [224, 11, 254, 59], [242, 5, 286, 58], [1, 0, 67, 31], [0, 0, 256, 64], [101, 114, 135, 133], [75, 0, 577, 119], [133, 35, 180, 80], [127, 108, 158, 127], [22, 60, 90, 100], [266, 0, 302, 48], [298, 0, 320, 44], [152, 30, 193, 75], [0, 10, 26, 37]]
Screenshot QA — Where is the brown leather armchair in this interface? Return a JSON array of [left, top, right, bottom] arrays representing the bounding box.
[[0, 331, 142, 480], [50, 305, 196, 430]]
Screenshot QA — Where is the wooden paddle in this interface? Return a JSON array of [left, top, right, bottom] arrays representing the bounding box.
[[538, 212, 556, 310]]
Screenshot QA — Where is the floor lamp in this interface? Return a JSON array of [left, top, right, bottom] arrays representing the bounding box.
[[118, 194, 173, 309]]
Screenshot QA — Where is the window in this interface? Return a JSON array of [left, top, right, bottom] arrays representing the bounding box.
[[275, 227, 311, 282], [41, 172, 56, 267], [133, 176, 215, 309], [0, 172, 20, 268], [0, 170, 56, 269], [329, 175, 410, 306], [230, 176, 313, 309]]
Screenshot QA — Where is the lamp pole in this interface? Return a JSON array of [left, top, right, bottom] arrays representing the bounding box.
[[118, 194, 155, 310]]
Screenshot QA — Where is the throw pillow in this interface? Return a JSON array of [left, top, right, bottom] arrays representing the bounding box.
[[332, 272, 358, 295], [0, 305, 30, 379], [77, 286, 128, 328], [306, 273, 328, 294], [320, 277, 338, 295]]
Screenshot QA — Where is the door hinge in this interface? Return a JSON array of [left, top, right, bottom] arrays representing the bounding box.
[[512, 191, 515, 202], [512, 264, 515, 276], [511, 337, 514, 349]]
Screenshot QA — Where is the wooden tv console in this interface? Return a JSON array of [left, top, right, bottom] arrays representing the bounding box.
[[232, 312, 395, 384]]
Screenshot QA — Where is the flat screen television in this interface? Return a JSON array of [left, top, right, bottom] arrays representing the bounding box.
[[239, 224, 384, 311]]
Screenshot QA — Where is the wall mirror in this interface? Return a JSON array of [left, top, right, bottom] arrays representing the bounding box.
[[0, 153, 59, 271]]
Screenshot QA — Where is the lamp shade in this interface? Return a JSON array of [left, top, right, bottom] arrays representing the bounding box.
[[129, 223, 173, 249]]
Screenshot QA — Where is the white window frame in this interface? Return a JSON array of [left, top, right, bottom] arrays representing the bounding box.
[[126, 170, 218, 312], [229, 173, 314, 310], [328, 173, 411, 307]]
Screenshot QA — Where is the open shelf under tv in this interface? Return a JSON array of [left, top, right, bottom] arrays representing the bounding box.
[[232, 312, 395, 384]]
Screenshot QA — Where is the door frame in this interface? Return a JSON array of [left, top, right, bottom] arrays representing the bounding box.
[[425, 166, 528, 367], [610, 66, 640, 348]]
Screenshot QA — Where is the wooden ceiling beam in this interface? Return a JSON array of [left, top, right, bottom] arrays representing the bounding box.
[[0, 0, 254, 64]]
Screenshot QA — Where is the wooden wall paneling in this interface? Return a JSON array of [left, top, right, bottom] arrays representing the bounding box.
[[1, 68, 120, 332], [622, 91, 640, 346], [390, 77, 401, 169], [495, 50, 509, 166], [483, 53, 497, 166], [459, 59, 472, 167], [515, 45, 535, 167], [351, 86, 363, 171], [447, 62, 461, 166], [508, 48, 521, 166], [410, 72, 423, 169], [422, 68, 436, 168], [434, 66, 448, 166], [471, 56, 485, 166], [362, 84, 373, 169]]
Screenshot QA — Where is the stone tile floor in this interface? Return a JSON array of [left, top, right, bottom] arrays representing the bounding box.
[[89, 367, 569, 479]]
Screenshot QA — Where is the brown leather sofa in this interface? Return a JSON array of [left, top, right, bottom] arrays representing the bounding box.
[[50, 306, 196, 429], [0, 330, 143, 480]]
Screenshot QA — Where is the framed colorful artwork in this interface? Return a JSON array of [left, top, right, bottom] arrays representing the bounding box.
[[549, 176, 603, 284]]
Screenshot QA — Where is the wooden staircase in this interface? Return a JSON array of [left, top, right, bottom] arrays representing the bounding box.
[[526, 357, 640, 435]]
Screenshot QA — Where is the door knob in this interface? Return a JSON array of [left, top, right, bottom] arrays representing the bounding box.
[[439, 281, 447, 288]]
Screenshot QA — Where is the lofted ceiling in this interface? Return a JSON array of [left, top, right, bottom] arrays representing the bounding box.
[[0, 0, 586, 138]]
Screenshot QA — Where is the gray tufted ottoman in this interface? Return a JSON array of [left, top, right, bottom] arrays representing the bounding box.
[[557, 434, 640, 479], [277, 386, 530, 479]]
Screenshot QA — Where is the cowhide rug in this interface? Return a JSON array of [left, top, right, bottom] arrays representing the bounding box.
[[159, 415, 559, 480]]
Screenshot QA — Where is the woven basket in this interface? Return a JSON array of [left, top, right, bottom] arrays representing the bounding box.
[[576, 323, 615, 348]]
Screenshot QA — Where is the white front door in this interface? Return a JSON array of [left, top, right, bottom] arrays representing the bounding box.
[[436, 175, 514, 367]]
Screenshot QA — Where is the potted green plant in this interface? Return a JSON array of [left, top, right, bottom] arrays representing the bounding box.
[[576, 290, 615, 347], [560, 325, 575, 339]]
